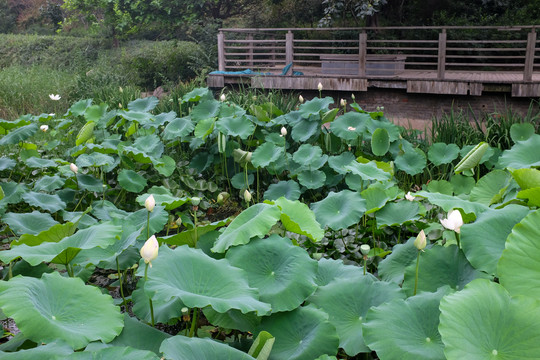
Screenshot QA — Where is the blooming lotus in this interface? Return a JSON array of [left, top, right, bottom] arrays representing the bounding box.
[[140, 235, 159, 267], [440, 210, 464, 233], [405, 192, 415, 201], [40, 125, 48, 132], [145, 194, 156, 212], [49, 94, 61, 101], [340, 98, 347, 107]]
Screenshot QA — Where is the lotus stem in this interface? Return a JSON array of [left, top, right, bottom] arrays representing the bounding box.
[[146, 211, 150, 240], [455, 232, 461, 249], [144, 263, 155, 327], [116, 257, 127, 306], [189, 308, 198, 338], [413, 251, 421, 296]]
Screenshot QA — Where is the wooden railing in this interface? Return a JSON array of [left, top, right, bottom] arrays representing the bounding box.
[[217, 26, 539, 81]]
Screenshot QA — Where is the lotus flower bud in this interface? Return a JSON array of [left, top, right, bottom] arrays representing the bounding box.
[[299, 95, 304, 103], [70, 163, 78, 174], [440, 209, 464, 234], [405, 192, 415, 201], [40, 124, 48, 132], [220, 93, 226, 102], [317, 82, 323, 92], [414, 230, 427, 251], [351, 93, 355, 100], [280, 126, 287, 137], [217, 191, 230, 205], [145, 194, 156, 212], [360, 244, 370, 256], [243, 189, 252, 203], [340, 99, 347, 107], [140, 235, 159, 267]]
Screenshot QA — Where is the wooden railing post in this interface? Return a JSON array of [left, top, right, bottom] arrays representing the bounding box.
[[217, 31, 225, 71], [524, 28, 536, 82], [286, 30, 294, 71], [437, 29, 447, 80], [247, 34, 254, 68], [358, 32, 367, 77]]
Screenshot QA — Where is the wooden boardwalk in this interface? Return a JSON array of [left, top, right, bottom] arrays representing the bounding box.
[[208, 26, 540, 97]]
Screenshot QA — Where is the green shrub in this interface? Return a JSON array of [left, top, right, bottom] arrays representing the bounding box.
[[119, 40, 200, 89]]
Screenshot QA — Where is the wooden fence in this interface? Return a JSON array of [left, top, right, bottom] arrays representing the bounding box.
[[217, 26, 539, 82]]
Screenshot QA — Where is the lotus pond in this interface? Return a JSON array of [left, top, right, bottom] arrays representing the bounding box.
[[0, 88, 539, 359]]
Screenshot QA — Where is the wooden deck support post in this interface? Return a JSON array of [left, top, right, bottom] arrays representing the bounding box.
[[217, 31, 225, 71], [286, 31, 294, 72], [437, 29, 447, 80], [247, 34, 254, 68], [359, 32, 367, 77], [524, 28, 536, 82]]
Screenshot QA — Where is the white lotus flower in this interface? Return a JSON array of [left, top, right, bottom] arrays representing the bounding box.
[[440, 210, 464, 234], [244, 189, 252, 202], [299, 95, 304, 103], [340, 98, 347, 107], [414, 230, 426, 251], [220, 93, 226, 101], [405, 191, 415, 201], [49, 94, 61, 101], [40, 125, 48, 132], [280, 126, 287, 137], [347, 126, 356, 131], [145, 194, 156, 212], [317, 82, 323, 92], [70, 163, 78, 174], [140, 235, 159, 267]]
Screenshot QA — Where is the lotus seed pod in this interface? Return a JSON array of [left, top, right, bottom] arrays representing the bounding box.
[[191, 197, 201, 206], [360, 244, 370, 256]]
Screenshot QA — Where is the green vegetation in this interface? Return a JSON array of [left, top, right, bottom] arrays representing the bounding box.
[[1, 90, 540, 359]]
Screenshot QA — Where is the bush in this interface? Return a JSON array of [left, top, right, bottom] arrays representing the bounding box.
[[119, 40, 200, 89]]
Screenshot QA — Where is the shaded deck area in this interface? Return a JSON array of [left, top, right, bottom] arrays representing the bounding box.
[[208, 26, 540, 97]]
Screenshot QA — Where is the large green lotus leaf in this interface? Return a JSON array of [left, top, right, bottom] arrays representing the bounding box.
[[33, 175, 65, 192], [76, 153, 116, 168], [364, 287, 450, 360], [0, 272, 123, 349], [133, 134, 164, 159], [327, 152, 355, 174], [125, 206, 168, 236], [273, 197, 324, 242], [311, 190, 366, 230], [402, 245, 491, 297], [299, 97, 334, 118], [516, 187, 540, 207], [308, 276, 405, 356], [77, 174, 105, 192], [2, 211, 58, 235], [0, 117, 31, 131], [510, 122, 535, 143], [291, 119, 320, 142], [162, 117, 194, 140], [21, 191, 66, 213], [510, 168, 540, 190], [469, 170, 512, 206], [426, 180, 454, 195], [497, 134, 540, 169], [0, 123, 38, 145], [455, 142, 489, 174], [153, 155, 176, 177], [139, 110, 176, 129], [160, 219, 230, 248], [0, 341, 74, 359], [203, 308, 261, 332], [0, 157, 16, 170], [118, 169, 147, 193], [25, 157, 57, 168], [127, 96, 159, 112], [0, 181, 28, 207], [361, 184, 390, 214], [366, 119, 401, 141], [255, 306, 339, 360], [212, 203, 281, 253], [263, 180, 301, 201], [68, 346, 159, 360], [314, 258, 370, 287], [107, 314, 170, 355], [0, 222, 122, 266], [216, 115, 255, 139], [182, 87, 212, 102], [344, 160, 391, 181], [252, 142, 285, 169], [297, 170, 326, 189], [191, 99, 221, 122], [223, 102, 247, 118], [371, 127, 390, 156], [292, 144, 327, 170], [329, 112, 369, 141], [450, 174, 476, 195], [461, 205, 529, 277], [144, 246, 271, 315], [394, 148, 427, 175], [415, 190, 489, 217], [160, 335, 256, 360], [132, 278, 184, 324], [118, 111, 153, 127], [498, 209, 540, 299], [439, 279, 540, 360], [13, 222, 76, 247], [194, 117, 216, 140], [226, 235, 318, 312], [136, 192, 189, 211], [378, 236, 419, 284], [375, 201, 420, 227]]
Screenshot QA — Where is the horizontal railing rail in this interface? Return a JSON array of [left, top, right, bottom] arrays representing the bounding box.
[[216, 26, 539, 81]]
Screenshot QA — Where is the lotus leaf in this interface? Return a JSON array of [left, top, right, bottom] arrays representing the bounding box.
[[329, 112, 369, 141], [162, 117, 194, 140], [497, 134, 540, 169], [428, 143, 460, 166], [160, 335, 256, 360], [510, 122, 535, 142], [310, 190, 367, 230], [216, 115, 255, 139], [263, 180, 301, 201], [375, 201, 420, 227], [394, 148, 427, 175]]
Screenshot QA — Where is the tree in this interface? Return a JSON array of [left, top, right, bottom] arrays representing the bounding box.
[[318, 0, 387, 27]]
